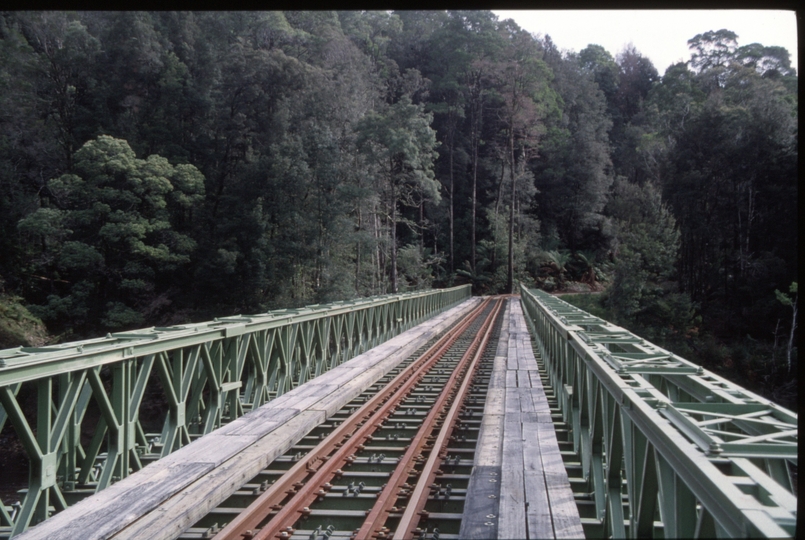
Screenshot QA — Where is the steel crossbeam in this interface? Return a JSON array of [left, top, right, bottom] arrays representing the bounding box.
[[518, 284, 796, 539], [0, 285, 470, 537]]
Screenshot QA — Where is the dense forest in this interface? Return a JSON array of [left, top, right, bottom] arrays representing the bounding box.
[[0, 11, 797, 406]]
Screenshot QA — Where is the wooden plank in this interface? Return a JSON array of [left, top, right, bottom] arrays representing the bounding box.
[[259, 381, 323, 410], [522, 422, 554, 539], [505, 385, 520, 413], [220, 406, 298, 437], [474, 413, 504, 467], [528, 370, 545, 389], [505, 369, 518, 388], [26, 411, 324, 540], [491, 301, 510, 388], [459, 465, 502, 539], [488, 366, 507, 389], [279, 384, 339, 411], [475, 297, 507, 468], [159, 433, 260, 466], [507, 344, 519, 370], [520, 356, 539, 372], [498, 415, 526, 540], [518, 388, 536, 413], [537, 422, 584, 539], [525, 470, 555, 539], [308, 374, 383, 418], [531, 393, 552, 415], [15, 462, 212, 540], [112, 411, 326, 540], [483, 387, 505, 417], [314, 365, 366, 386]]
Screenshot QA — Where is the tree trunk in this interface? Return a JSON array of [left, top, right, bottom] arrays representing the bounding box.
[[419, 199, 424, 255], [491, 160, 506, 272], [390, 178, 398, 294], [471, 139, 478, 272], [449, 139, 454, 276], [507, 133, 516, 294], [355, 205, 362, 295], [469, 82, 482, 273], [786, 300, 797, 373], [373, 206, 381, 294]]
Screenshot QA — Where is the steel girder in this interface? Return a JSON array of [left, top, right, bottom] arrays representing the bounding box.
[[0, 285, 470, 536], [518, 284, 796, 539]]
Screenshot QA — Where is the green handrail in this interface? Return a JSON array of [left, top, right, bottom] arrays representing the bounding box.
[[519, 283, 796, 538], [0, 285, 471, 536]]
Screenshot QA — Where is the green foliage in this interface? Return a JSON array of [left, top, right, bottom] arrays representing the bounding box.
[[0, 293, 49, 348], [775, 282, 797, 307], [0, 13, 796, 407], [397, 244, 436, 291], [19, 136, 204, 333], [687, 29, 738, 72], [605, 178, 695, 337]]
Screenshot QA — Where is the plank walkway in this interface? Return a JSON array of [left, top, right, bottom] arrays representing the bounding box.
[[16, 299, 482, 540], [461, 298, 584, 539]]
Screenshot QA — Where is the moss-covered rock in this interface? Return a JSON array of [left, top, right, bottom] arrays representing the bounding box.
[[0, 295, 49, 349]]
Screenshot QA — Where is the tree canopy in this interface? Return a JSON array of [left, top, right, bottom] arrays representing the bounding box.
[[0, 11, 797, 403]]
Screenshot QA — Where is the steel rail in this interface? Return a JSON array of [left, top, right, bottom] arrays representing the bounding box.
[[354, 298, 502, 539], [390, 298, 503, 540], [213, 298, 495, 540], [246, 298, 496, 540]]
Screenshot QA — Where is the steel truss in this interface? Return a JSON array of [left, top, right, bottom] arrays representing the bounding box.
[[0, 285, 471, 536], [519, 284, 796, 539]]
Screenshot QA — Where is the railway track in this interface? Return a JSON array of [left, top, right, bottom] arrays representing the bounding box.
[[178, 296, 504, 540]]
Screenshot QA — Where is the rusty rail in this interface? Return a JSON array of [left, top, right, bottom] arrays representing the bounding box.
[[215, 298, 498, 540]]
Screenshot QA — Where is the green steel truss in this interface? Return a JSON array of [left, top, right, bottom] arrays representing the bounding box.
[[0, 285, 470, 536], [519, 284, 796, 539]]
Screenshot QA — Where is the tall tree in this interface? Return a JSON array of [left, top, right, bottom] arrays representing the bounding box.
[[18, 136, 204, 333], [661, 37, 797, 339], [687, 29, 738, 72], [356, 95, 440, 293], [535, 37, 614, 252], [489, 20, 553, 293]]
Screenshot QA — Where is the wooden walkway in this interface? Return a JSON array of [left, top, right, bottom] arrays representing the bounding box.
[[460, 298, 584, 539]]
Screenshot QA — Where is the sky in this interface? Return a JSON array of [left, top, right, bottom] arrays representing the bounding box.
[[493, 10, 798, 75]]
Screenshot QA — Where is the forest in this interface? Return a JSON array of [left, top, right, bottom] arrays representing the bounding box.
[[0, 11, 797, 407]]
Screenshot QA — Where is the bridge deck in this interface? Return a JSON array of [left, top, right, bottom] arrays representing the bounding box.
[[460, 299, 583, 539], [15, 297, 583, 540]]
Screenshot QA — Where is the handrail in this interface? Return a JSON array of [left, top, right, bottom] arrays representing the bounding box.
[[0, 285, 471, 536], [518, 283, 796, 539]]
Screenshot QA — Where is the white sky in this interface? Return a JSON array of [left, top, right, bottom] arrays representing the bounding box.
[[493, 10, 798, 75]]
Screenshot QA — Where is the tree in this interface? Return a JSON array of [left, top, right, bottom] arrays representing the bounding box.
[[606, 179, 693, 335], [489, 20, 553, 293], [774, 282, 797, 374], [356, 95, 440, 293], [18, 136, 204, 333], [13, 12, 102, 169], [687, 29, 738, 72], [534, 37, 614, 253], [579, 43, 620, 121], [735, 43, 796, 78]]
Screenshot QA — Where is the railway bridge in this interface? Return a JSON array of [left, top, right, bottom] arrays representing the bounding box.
[[0, 285, 797, 539]]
